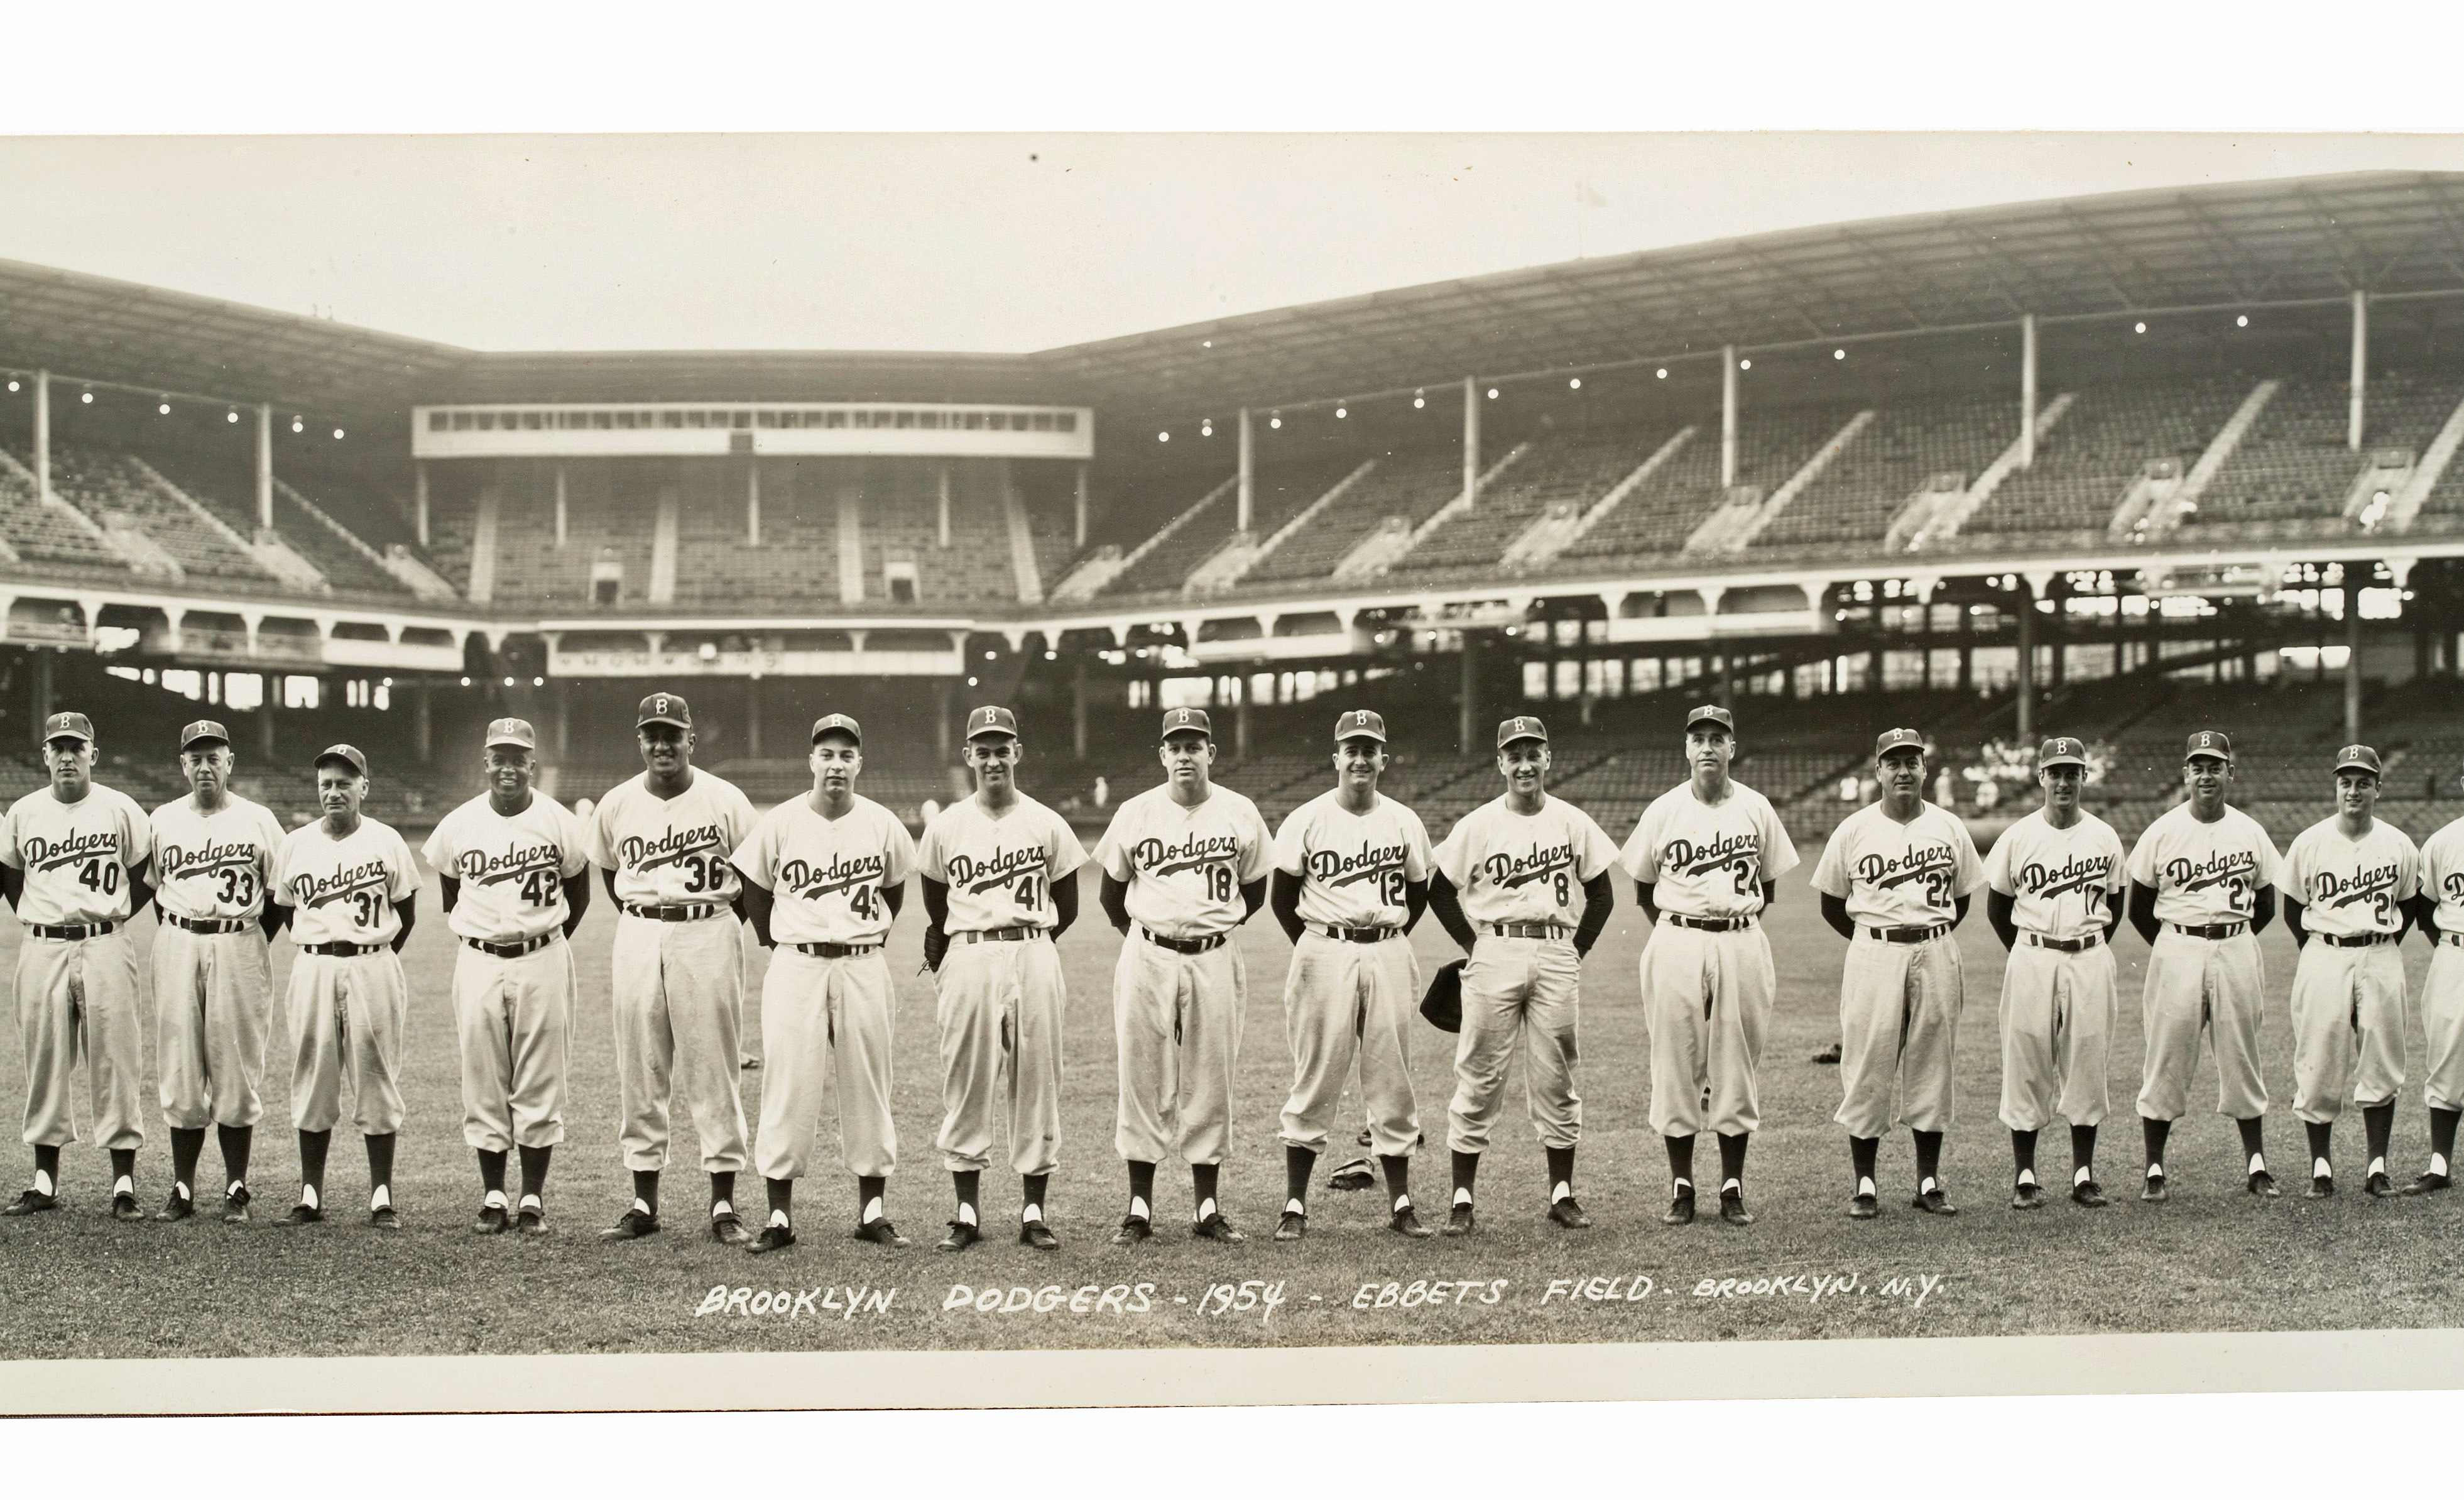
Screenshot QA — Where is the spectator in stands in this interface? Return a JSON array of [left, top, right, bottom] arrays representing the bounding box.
[[1975, 779, 2000, 812], [1094, 776, 1109, 808], [1839, 776, 1859, 803]]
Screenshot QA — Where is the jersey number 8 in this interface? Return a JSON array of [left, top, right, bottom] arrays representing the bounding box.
[[1207, 865, 1235, 902]]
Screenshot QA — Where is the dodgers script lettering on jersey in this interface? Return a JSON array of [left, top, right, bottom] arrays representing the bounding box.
[[2421, 816, 2464, 933], [422, 794, 589, 944], [1094, 784, 1273, 939], [1432, 796, 1617, 929], [0, 784, 152, 928], [585, 771, 758, 907], [2125, 802, 2281, 927], [1618, 782, 1799, 920], [275, 818, 419, 947], [732, 794, 917, 946], [2278, 818, 2420, 938], [1811, 801, 1985, 928], [151, 795, 285, 921], [919, 794, 1087, 933], [1985, 809, 2127, 941], [1273, 790, 1435, 930]]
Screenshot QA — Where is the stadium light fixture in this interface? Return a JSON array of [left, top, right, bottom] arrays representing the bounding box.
[[1568, 378, 1581, 390], [158, 399, 171, 415], [533, 677, 544, 687], [459, 677, 472, 687], [226, 410, 239, 424], [3, 380, 15, 393], [1335, 405, 1347, 419], [1157, 430, 1170, 442], [1201, 340, 1211, 349], [332, 428, 345, 440], [966, 676, 979, 687], [2237, 315, 2249, 327], [79, 387, 92, 404], [2134, 322, 2147, 334], [291, 416, 304, 434], [1834, 349, 1846, 360], [1486, 388, 1498, 400], [984, 650, 998, 661], [1738, 359, 1752, 371], [1413, 388, 1426, 409], [503, 676, 516, 687], [1201, 419, 1213, 437], [1655, 368, 1666, 380]]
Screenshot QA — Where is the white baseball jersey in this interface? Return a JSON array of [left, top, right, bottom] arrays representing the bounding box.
[[917, 792, 1085, 933], [2420, 815, 2464, 933], [421, 792, 590, 944], [730, 792, 916, 946], [1272, 790, 1435, 930], [273, 818, 419, 947], [0, 784, 152, 927], [1432, 794, 1618, 929], [584, 770, 758, 907], [1093, 784, 1273, 939], [1617, 780, 1799, 919], [150, 794, 285, 922], [2125, 802, 2281, 927], [1984, 808, 2128, 940], [1810, 801, 1985, 928], [2279, 818, 2420, 938]]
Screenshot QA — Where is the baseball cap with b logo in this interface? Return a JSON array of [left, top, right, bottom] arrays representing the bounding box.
[[1875, 727, 1925, 758], [1686, 704, 1735, 734], [966, 705, 1019, 740], [484, 717, 537, 750], [1496, 715, 1549, 749], [2184, 730, 2235, 763], [1161, 707, 1213, 739], [2037, 736, 2088, 769], [636, 693, 692, 730], [810, 713, 863, 745], [314, 743, 368, 777], [2335, 744, 2384, 776], [178, 719, 229, 750], [41, 711, 92, 744], [1333, 709, 1387, 743]]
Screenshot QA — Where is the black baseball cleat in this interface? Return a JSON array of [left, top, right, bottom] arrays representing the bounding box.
[[2071, 1180, 2108, 1208], [1273, 1210, 1306, 1241], [1, 1190, 58, 1217], [2307, 1174, 2335, 1199], [1663, 1188, 1696, 1227], [1442, 1202, 1476, 1237], [2248, 1171, 2282, 1198], [1547, 1196, 1591, 1229], [938, 1220, 982, 1252], [748, 1224, 797, 1255], [112, 1192, 144, 1222], [1912, 1188, 1958, 1216], [2366, 1171, 2397, 1198], [473, 1203, 510, 1234], [1111, 1215, 1153, 1245], [1390, 1206, 1433, 1238], [2403, 1172, 2451, 1196], [155, 1190, 196, 1222], [1718, 1189, 1755, 1227], [2012, 1181, 2047, 1211], [1193, 1212, 1246, 1244], [710, 1213, 754, 1247], [1019, 1219, 1059, 1251], [598, 1208, 660, 1241], [2140, 1174, 2170, 1203], [1810, 1043, 1841, 1065], [851, 1218, 910, 1248], [280, 1202, 324, 1226], [1846, 1193, 1879, 1220], [221, 1186, 251, 1224], [370, 1205, 402, 1230], [515, 1207, 548, 1235]]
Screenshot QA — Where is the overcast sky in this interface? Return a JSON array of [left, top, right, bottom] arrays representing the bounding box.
[[3, 133, 2456, 355]]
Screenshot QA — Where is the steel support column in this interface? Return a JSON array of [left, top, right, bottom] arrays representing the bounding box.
[[2021, 313, 2039, 469], [1463, 375, 1480, 508], [2351, 289, 2370, 451], [1236, 408, 1254, 534], [1721, 346, 1738, 489], [256, 403, 274, 530]]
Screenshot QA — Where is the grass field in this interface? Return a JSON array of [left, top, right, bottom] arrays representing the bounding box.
[[4, 800, 2464, 1361]]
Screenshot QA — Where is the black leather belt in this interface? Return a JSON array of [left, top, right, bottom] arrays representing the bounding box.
[[624, 902, 724, 922], [2170, 922, 2247, 941], [1143, 929, 1228, 955], [302, 941, 384, 957], [1310, 923, 1398, 943], [1664, 914, 1753, 933], [1489, 923, 1569, 939], [168, 915, 251, 934], [463, 933, 555, 958], [961, 926, 1047, 944], [2443, 932, 2464, 948], [2022, 932, 2101, 953], [1861, 924, 1950, 944], [31, 921, 114, 940], [794, 941, 880, 958], [2321, 931, 2392, 948]]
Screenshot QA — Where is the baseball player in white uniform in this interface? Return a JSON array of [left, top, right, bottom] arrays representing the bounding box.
[[733, 712, 917, 1254], [0, 711, 155, 1221], [587, 692, 761, 1245], [1094, 706, 1273, 1245], [1982, 736, 2125, 1211], [1622, 704, 1797, 1228], [2407, 783, 2464, 1195], [1811, 727, 1985, 1219], [270, 743, 421, 1229], [919, 704, 1084, 1252], [2124, 730, 2283, 1199], [149, 718, 285, 1224], [2278, 744, 2419, 1198], [1427, 714, 1618, 1235], [421, 717, 591, 1236], [1267, 708, 1436, 1240]]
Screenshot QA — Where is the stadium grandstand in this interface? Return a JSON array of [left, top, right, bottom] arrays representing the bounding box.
[[8, 170, 2464, 848]]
